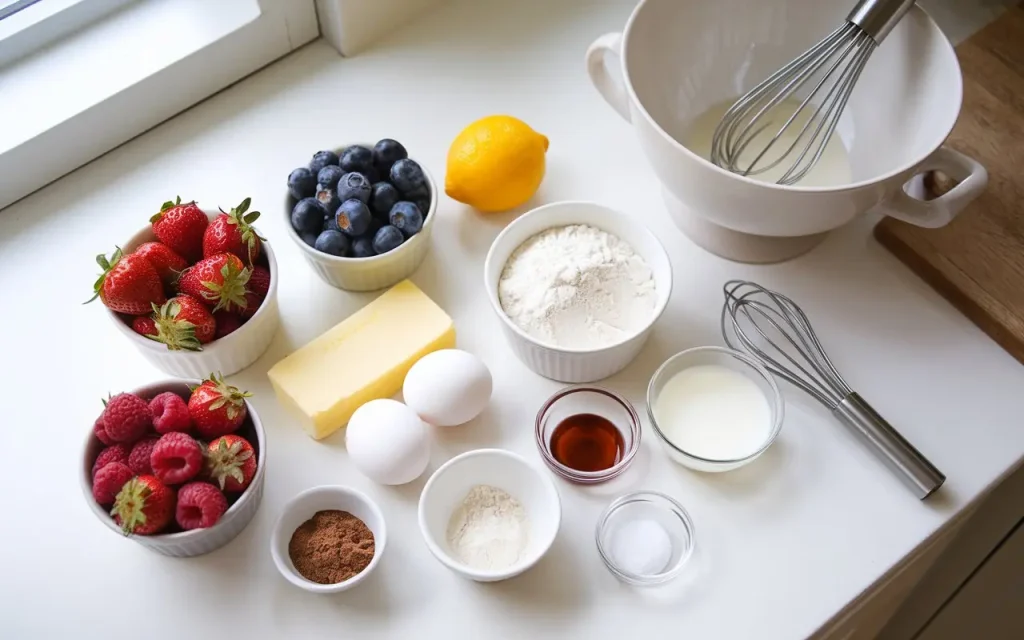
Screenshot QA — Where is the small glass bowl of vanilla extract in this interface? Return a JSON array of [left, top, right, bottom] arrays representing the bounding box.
[[534, 385, 642, 484]]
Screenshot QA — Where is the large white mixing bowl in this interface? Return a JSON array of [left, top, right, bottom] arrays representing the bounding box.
[[587, 0, 987, 262]]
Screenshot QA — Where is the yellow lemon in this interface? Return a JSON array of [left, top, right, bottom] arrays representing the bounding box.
[[445, 115, 549, 213]]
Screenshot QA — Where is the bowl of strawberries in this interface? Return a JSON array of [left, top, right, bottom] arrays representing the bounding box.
[[81, 375, 266, 557], [89, 197, 279, 378]]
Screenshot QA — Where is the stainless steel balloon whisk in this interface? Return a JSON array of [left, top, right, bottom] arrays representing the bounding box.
[[721, 280, 944, 499], [710, 0, 915, 185]]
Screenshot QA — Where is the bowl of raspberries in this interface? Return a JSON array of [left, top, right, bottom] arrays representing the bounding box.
[[82, 375, 266, 557], [284, 140, 437, 291], [89, 197, 280, 378]]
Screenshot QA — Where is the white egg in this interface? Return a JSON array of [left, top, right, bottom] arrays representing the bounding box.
[[403, 349, 493, 427], [346, 399, 429, 485]]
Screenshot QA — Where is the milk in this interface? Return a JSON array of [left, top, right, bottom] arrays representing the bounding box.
[[685, 98, 852, 187], [653, 364, 771, 460]]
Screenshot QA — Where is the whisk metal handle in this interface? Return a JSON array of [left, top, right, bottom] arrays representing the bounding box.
[[833, 393, 945, 499], [846, 0, 916, 43]]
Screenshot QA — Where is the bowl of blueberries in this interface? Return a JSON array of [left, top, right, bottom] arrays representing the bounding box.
[[285, 139, 437, 291]]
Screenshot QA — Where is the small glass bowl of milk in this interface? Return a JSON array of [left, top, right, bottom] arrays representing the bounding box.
[[647, 347, 783, 472]]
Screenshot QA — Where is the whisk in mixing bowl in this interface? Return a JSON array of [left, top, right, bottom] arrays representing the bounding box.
[[721, 280, 944, 499], [710, 0, 916, 185]]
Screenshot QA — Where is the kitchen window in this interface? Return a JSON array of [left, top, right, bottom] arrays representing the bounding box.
[[0, 0, 319, 210]]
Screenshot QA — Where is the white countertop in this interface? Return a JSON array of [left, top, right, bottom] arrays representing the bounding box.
[[2, 1, 1023, 638]]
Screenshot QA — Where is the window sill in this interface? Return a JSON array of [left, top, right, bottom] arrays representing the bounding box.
[[0, 0, 318, 210]]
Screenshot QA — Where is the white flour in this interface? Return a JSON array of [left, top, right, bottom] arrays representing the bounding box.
[[446, 485, 529, 571], [498, 224, 657, 349]]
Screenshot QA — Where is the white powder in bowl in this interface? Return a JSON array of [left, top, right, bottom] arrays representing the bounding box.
[[497, 224, 657, 349], [445, 485, 529, 571]]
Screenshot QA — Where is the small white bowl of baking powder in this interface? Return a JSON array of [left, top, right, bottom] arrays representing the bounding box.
[[417, 449, 561, 582], [483, 201, 673, 383]]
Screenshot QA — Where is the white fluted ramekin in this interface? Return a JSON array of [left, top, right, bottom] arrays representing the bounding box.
[[483, 201, 672, 383], [283, 144, 437, 292], [106, 210, 280, 378], [81, 379, 266, 557]]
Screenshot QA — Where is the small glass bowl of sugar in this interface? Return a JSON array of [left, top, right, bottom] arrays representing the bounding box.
[[595, 491, 695, 586]]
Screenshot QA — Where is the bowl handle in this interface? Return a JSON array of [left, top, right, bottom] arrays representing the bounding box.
[[874, 146, 988, 229], [586, 32, 631, 122]]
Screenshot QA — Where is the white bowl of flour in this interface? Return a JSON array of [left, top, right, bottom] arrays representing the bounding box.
[[484, 201, 672, 382], [417, 449, 561, 582]]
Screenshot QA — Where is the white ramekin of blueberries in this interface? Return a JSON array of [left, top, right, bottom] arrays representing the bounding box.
[[285, 139, 437, 292]]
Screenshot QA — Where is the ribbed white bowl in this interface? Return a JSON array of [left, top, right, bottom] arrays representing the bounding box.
[[483, 201, 673, 383], [283, 143, 436, 292], [81, 379, 266, 557], [106, 210, 280, 378]]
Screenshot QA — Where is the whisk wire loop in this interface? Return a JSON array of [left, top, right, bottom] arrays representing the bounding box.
[[722, 280, 854, 408]]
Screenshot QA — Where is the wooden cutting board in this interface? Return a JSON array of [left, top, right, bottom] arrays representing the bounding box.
[[874, 5, 1024, 365]]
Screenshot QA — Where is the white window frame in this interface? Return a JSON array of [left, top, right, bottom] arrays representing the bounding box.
[[0, 0, 447, 210], [0, 0, 319, 210]]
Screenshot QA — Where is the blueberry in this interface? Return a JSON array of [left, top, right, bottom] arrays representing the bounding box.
[[389, 201, 424, 237], [316, 185, 341, 214], [317, 165, 346, 190], [390, 158, 428, 197], [301, 231, 319, 247], [365, 216, 383, 237], [373, 139, 407, 175], [309, 150, 339, 175], [369, 182, 400, 218], [351, 236, 376, 259], [288, 167, 317, 200], [291, 197, 326, 235], [337, 171, 371, 204], [340, 145, 374, 174], [373, 225, 405, 254], [365, 166, 382, 184], [314, 230, 351, 256], [414, 197, 431, 218], [323, 213, 341, 233], [335, 199, 372, 237]]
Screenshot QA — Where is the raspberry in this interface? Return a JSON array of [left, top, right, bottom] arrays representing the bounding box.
[[102, 393, 152, 443], [92, 444, 131, 478], [94, 415, 113, 446], [92, 462, 134, 505], [150, 432, 203, 485], [175, 482, 228, 530], [128, 437, 159, 475], [149, 392, 192, 434]]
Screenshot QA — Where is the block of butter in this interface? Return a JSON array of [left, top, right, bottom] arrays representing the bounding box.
[[268, 280, 455, 439]]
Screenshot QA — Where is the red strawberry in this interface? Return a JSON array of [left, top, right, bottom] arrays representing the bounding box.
[[88, 248, 165, 315], [111, 475, 175, 535], [202, 197, 264, 264], [213, 311, 243, 339], [150, 197, 208, 262], [93, 463, 134, 506], [128, 437, 159, 475], [188, 373, 251, 439], [151, 432, 204, 485], [150, 392, 192, 434], [248, 266, 271, 298], [148, 296, 216, 351], [133, 242, 187, 286], [205, 435, 257, 492], [102, 393, 152, 443], [239, 291, 264, 319], [92, 444, 131, 478], [131, 316, 158, 338], [178, 253, 251, 313], [176, 482, 228, 530]]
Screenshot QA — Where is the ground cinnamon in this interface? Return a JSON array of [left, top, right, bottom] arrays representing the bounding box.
[[288, 510, 375, 584]]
